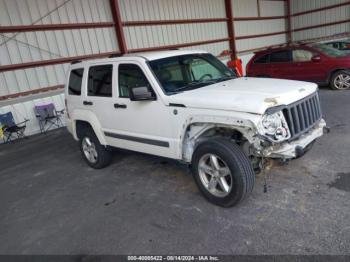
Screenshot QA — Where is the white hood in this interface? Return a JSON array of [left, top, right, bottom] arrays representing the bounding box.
[[167, 77, 318, 115]]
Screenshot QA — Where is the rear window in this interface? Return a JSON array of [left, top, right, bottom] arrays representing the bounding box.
[[270, 50, 291, 63], [88, 65, 113, 97], [68, 68, 84, 96], [254, 54, 269, 64]]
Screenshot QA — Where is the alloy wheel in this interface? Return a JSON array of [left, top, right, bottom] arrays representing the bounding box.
[[334, 73, 350, 89], [198, 154, 233, 197], [82, 137, 98, 164]]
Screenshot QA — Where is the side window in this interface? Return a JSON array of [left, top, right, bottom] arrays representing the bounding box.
[[270, 50, 291, 63], [88, 65, 113, 97], [339, 42, 350, 50], [118, 64, 152, 98], [254, 54, 269, 64], [292, 49, 313, 62], [68, 68, 84, 95]]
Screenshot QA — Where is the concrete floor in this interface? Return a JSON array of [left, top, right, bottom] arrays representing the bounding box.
[[0, 88, 350, 255]]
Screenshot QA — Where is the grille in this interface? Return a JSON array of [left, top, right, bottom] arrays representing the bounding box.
[[282, 92, 322, 141]]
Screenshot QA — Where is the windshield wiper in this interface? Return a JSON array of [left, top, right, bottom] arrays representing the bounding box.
[[173, 80, 216, 92]]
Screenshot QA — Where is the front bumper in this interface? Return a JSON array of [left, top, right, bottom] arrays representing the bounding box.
[[262, 119, 326, 159]]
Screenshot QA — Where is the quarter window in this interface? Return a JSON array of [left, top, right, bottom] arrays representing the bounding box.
[[88, 65, 113, 97], [270, 50, 291, 63], [118, 64, 152, 98], [68, 68, 84, 96]]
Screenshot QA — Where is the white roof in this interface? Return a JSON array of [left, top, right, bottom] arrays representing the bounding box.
[[70, 49, 210, 68], [125, 49, 209, 61]]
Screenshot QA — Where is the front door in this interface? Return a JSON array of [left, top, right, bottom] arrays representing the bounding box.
[[268, 49, 294, 79], [104, 62, 176, 158]]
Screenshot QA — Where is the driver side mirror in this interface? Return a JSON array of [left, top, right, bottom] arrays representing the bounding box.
[[311, 55, 321, 62], [129, 86, 156, 101]]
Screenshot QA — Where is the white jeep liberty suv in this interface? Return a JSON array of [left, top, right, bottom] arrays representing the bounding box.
[[65, 50, 326, 207]]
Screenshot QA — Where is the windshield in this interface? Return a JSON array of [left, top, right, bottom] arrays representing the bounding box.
[[312, 44, 349, 57], [148, 54, 236, 95]]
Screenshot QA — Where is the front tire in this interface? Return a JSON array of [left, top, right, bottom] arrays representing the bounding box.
[[330, 70, 350, 90], [191, 138, 255, 207], [79, 128, 112, 169]]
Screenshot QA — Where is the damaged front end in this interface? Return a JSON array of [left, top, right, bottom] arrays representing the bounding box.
[[253, 92, 327, 160]]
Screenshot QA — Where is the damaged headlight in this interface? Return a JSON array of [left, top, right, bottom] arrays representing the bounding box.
[[258, 111, 290, 142]]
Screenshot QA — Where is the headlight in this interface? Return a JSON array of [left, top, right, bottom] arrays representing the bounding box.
[[262, 113, 282, 135], [258, 111, 290, 142]]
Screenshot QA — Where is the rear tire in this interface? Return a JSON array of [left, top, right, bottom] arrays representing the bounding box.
[[191, 138, 255, 207], [79, 128, 112, 169], [330, 70, 350, 90]]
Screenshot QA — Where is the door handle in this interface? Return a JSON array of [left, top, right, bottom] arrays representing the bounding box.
[[114, 103, 127, 109], [83, 101, 93, 106]]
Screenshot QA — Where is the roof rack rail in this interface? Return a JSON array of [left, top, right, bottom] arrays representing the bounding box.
[[71, 60, 82, 64]]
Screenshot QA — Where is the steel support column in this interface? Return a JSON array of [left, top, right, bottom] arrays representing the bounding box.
[[224, 0, 237, 59], [286, 0, 293, 43], [109, 0, 128, 54]]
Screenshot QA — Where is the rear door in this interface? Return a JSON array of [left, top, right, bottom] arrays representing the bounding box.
[[82, 63, 115, 131], [269, 49, 293, 79], [290, 48, 328, 82], [66, 67, 85, 117]]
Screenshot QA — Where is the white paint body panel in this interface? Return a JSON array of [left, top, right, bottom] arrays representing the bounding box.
[[166, 77, 317, 115]]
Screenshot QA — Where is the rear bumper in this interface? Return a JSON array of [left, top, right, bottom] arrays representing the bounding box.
[[262, 119, 326, 159]]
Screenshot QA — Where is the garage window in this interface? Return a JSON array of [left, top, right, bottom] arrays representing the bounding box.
[[270, 50, 291, 63], [88, 65, 113, 97], [68, 69, 84, 96]]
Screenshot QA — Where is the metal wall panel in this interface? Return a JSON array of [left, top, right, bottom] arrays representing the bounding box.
[[232, 0, 259, 17], [0, 0, 118, 136], [124, 22, 228, 54], [120, 0, 228, 56], [291, 0, 350, 41], [0, 0, 118, 97], [232, 0, 288, 52], [119, 0, 227, 21], [291, 0, 349, 14], [236, 34, 287, 53]]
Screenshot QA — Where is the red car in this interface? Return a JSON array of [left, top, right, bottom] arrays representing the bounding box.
[[246, 44, 350, 90]]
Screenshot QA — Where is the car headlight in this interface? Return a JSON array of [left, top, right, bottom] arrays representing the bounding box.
[[258, 111, 290, 142]]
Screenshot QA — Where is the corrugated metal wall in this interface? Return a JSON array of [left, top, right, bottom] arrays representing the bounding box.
[[120, 0, 230, 56], [0, 0, 118, 96], [0, 0, 118, 135], [233, 0, 287, 52], [291, 0, 350, 41]]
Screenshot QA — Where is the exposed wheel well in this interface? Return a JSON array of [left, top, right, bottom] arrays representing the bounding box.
[[75, 120, 93, 140], [182, 124, 252, 163]]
